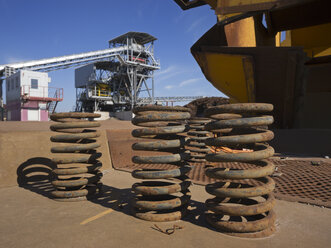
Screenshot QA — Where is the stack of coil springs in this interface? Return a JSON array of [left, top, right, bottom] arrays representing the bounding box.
[[50, 113, 103, 201], [186, 118, 211, 163], [204, 103, 276, 238], [131, 105, 191, 222]]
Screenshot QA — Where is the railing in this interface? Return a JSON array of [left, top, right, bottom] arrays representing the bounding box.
[[21, 85, 63, 101], [89, 89, 112, 98]]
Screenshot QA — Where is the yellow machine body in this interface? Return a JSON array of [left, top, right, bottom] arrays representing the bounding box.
[[174, 0, 331, 128], [197, 53, 255, 102]]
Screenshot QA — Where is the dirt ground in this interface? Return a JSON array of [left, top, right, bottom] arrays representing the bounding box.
[[0, 118, 135, 132], [0, 169, 330, 248]]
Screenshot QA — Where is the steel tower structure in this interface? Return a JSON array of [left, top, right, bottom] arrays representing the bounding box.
[[75, 32, 160, 113]]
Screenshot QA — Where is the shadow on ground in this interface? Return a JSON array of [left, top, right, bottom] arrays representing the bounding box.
[[17, 157, 56, 199], [90, 184, 133, 216], [90, 182, 216, 233], [16, 158, 216, 233]]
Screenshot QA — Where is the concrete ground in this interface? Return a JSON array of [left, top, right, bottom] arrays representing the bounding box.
[[1, 120, 330, 247], [0, 169, 330, 248]]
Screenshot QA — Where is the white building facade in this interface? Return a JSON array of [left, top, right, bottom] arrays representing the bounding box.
[[6, 70, 62, 121]]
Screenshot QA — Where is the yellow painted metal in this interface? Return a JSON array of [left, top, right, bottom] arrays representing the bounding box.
[[219, 0, 278, 7], [281, 31, 291, 47], [290, 23, 331, 58], [280, 23, 331, 58], [217, 12, 241, 22], [315, 47, 331, 58], [275, 32, 281, 47], [216, 0, 280, 15], [197, 52, 255, 102], [224, 17, 257, 47], [203, 0, 218, 9]]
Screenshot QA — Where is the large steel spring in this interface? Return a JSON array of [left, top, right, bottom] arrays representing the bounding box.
[[131, 105, 191, 222], [50, 112, 103, 201], [186, 118, 211, 163], [204, 103, 276, 238]]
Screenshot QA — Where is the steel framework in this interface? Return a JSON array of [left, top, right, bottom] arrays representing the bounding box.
[[75, 32, 160, 112]]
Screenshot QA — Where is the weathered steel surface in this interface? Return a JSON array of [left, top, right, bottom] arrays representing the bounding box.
[[132, 166, 191, 179], [131, 105, 191, 222], [186, 118, 211, 163], [205, 177, 275, 198], [115, 160, 331, 208], [50, 112, 103, 201], [205, 160, 275, 179], [132, 112, 191, 126], [132, 180, 191, 195], [51, 143, 101, 153], [133, 208, 187, 222], [205, 210, 276, 238], [205, 116, 274, 129], [205, 129, 274, 145], [205, 103, 274, 115], [132, 125, 187, 136], [204, 103, 276, 238], [50, 131, 101, 142], [206, 194, 275, 216], [132, 153, 190, 164], [50, 112, 101, 120], [206, 144, 274, 162]]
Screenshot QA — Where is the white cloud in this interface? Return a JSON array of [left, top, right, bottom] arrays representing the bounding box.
[[155, 65, 177, 76], [186, 17, 206, 33], [165, 85, 175, 90], [179, 77, 203, 87], [155, 65, 186, 82], [4, 56, 32, 65], [173, 11, 184, 24]]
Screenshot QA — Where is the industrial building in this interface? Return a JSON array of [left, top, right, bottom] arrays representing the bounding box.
[[5, 70, 63, 121], [75, 32, 160, 114], [0, 31, 201, 121]]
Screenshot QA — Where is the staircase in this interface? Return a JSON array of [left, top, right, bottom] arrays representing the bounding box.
[[47, 101, 58, 115], [47, 88, 62, 116]]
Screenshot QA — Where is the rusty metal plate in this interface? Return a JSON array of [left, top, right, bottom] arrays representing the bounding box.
[[115, 159, 331, 208]]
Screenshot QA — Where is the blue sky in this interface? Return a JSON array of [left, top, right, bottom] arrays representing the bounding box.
[[0, 0, 226, 112]]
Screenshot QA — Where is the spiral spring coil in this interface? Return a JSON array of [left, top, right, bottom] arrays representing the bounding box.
[[131, 105, 191, 222], [204, 103, 276, 238], [186, 118, 211, 163], [50, 112, 103, 201]]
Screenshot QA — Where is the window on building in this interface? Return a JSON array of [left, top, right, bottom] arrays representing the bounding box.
[[31, 79, 38, 89], [16, 77, 19, 88], [7, 79, 10, 91], [11, 80, 14, 90]]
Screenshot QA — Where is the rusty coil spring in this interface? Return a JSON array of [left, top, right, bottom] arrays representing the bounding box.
[[186, 118, 211, 163], [131, 105, 191, 222], [50, 112, 103, 201], [204, 103, 276, 238]]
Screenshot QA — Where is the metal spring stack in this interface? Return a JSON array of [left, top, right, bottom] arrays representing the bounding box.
[[50, 112, 103, 201], [131, 105, 191, 222], [204, 103, 276, 238], [186, 118, 211, 163]]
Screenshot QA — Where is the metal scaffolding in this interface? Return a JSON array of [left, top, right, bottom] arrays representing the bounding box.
[[75, 32, 160, 112]]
